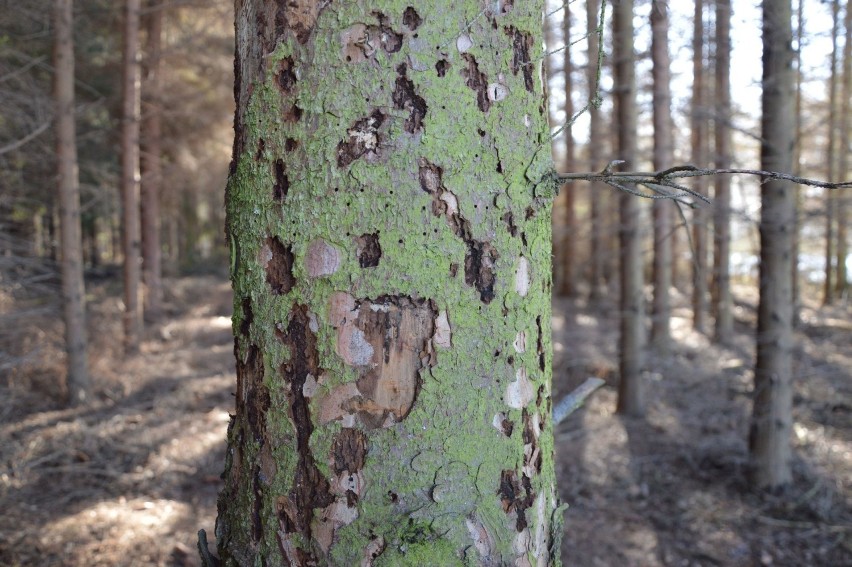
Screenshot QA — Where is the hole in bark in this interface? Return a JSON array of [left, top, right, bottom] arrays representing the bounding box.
[[273, 159, 289, 202], [465, 240, 498, 304], [496, 159, 504, 174], [435, 59, 450, 77], [337, 110, 385, 167], [356, 232, 382, 268], [285, 138, 298, 151], [392, 64, 427, 134], [402, 7, 422, 30], [388, 491, 398, 503], [264, 236, 295, 295], [276, 56, 297, 93], [461, 54, 490, 112], [504, 26, 534, 93]]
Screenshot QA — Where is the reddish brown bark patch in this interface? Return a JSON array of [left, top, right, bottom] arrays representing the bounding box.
[[276, 56, 297, 94], [275, 0, 320, 45], [461, 54, 490, 112], [505, 26, 534, 92], [275, 305, 335, 543], [240, 297, 253, 337], [392, 64, 427, 134], [497, 469, 535, 532], [435, 59, 450, 77], [337, 110, 385, 167], [273, 159, 289, 202], [263, 236, 295, 295], [356, 232, 382, 268], [283, 103, 303, 123]]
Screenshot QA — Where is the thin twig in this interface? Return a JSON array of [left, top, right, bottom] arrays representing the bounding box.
[[552, 377, 606, 425]]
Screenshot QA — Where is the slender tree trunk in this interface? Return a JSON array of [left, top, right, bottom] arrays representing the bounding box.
[[824, 0, 840, 305], [121, 0, 143, 353], [792, 0, 804, 326], [650, 0, 672, 353], [215, 1, 560, 564], [141, 0, 163, 320], [836, 1, 851, 298], [588, 0, 606, 301], [53, 0, 90, 405], [713, 0, 733, 343], [558, 2, 577, 298], [751, 0, 795, 490], [692, 0, 709, 333], [613, 0, 644, 416]]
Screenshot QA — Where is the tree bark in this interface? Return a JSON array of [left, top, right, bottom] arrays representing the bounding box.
[[650, 0, 672, 353], [587, 0, 606, 301], [751, 0, 795, 490], [121, 0, 143, 353], [824, 0, 840, 305], [692, 0, 709, 333], [141, 0, 163, 321], [836, 1, 851, 298], [558, 2, 577, 298], [53, 0, 90, 405], [712, 0, 733, 343], [613, 0, 644, 416], [215, 1, 560, 564], [791, 0, 804, 325]]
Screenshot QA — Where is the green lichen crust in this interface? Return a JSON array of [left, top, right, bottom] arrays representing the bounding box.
[[217, 1, 559, 565]]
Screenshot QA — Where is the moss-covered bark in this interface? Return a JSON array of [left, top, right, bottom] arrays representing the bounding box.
[[217, 1, 560, 564]]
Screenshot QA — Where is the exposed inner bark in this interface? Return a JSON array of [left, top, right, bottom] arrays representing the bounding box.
[[263, 236, 295, 295], [240, 297, 253, 337], [337, 110, 386, 167], [402, 6, 422, 30], [356, 232, 382, 267], [392, 64, 427, 134], [497, 469, 534, 532], [435, 59, 450, 77], [276, 56, 297, 93], [505, 26, 534, 92], [461, 54, 490, 112], [273, 159, 289, 201], [332, 428, 368, 475], [275, 305, 334, 546], [465, 241, 498, 304]]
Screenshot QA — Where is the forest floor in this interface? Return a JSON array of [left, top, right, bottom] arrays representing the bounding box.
[[0, 275, 849, 566]]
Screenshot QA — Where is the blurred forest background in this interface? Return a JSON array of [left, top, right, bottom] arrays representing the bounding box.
[[0, 0, 850, 565]]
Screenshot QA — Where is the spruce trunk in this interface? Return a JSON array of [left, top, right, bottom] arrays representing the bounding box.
[[216, 1, 560, 564]]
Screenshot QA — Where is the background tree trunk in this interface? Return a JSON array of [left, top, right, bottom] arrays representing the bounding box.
[[587, 0, 606, 302], [141, 0, 163, 321], [751, 0, 795, 490], [121, 0, 142, 353], [836, 1, 851, 298], [613, 0, 644, 416], [692, 0, 709, 334], [713, 0, 733, 343], [650, 0, 672, 353], [53, 0, 90, 404], [824, 0, 840, 305], [558, 2, 577, 298], [215, 1, 560, 564], [791, 0, 804, 325]]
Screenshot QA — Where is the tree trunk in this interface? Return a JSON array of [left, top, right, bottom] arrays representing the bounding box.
[[650, 0, 672, 353], [215, 1, 561, 564], [587, 0, 606, 301], [751, 0, 795, 490], [613, 0, 644, 416], [558, 3, 577, 298], [141, 0, 163, 321], [53, 0, 90, 405], [824, 0, 840, 305], [713, 0, 733, 343], [836, 1, 851, 298], [121, 0, 143, 353], [791, 0, 804, 326], [692, 0, 709, 333]]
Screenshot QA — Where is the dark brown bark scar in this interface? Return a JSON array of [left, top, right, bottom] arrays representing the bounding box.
[[505, 26, 534, 93], [435, 59, 450, 77], [356, 232, 382, 268], [273, 159, 289, 202], [536, 315, 544, 371], [240, 297, 253, 337], [264, 236, 295, 295], [255, 138, 265, 161], [276, 56, 297, 93], [283, 103, 303, 123], [461, 54, 490, 112], [374, 12, 403, 52], [337, 110, 386, 167], [465, 240, 498, 304], [402, 7, 422, 30], [502, 212, 517, 237], [497, 469, 535, 532], [332, 428, 368, 474], [392, 64, 427, 134], [275, 305, 335, 542], [276, 0, 320, 45]]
